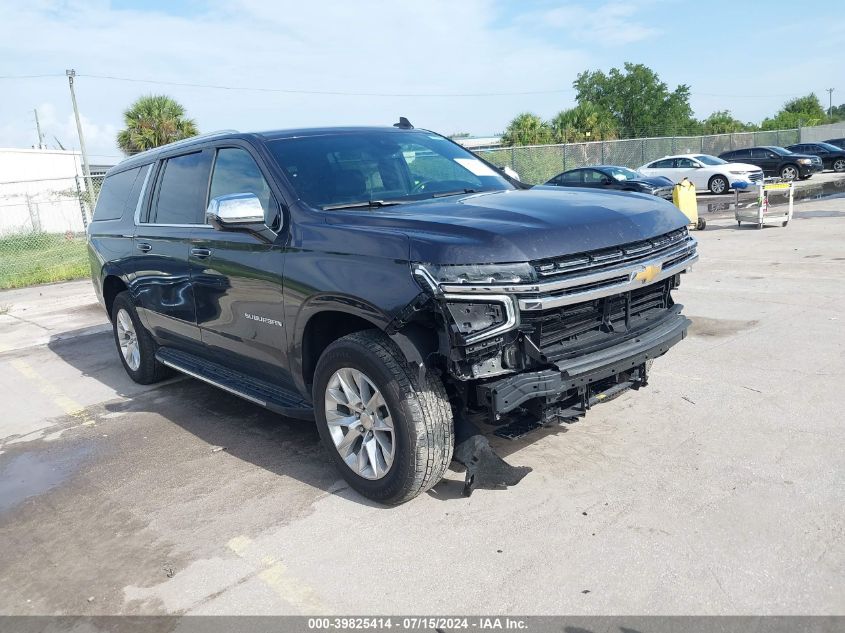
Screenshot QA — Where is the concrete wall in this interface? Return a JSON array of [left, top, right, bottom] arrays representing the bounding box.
[[0, 148, 89, 235], [800, 122, 845, 143]]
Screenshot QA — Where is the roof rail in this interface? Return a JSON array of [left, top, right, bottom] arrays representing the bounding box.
[[126, 129, 240, 159]]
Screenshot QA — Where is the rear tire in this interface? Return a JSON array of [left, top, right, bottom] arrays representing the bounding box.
[[709, 175, 729, 195], [313, 330, 454, 505], [696, 217, 706, 230], [111, 292, 171, 384]]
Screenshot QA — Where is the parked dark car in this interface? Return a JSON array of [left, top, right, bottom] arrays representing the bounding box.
[[823, 138, 845, 150], [786, 142, 845, 172], [544, 165, 674, 199], [718, 146, 822, 180], [87, 124, 697, 504]]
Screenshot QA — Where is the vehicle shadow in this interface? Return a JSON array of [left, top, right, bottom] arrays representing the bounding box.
[[46, 327, 568, 506]]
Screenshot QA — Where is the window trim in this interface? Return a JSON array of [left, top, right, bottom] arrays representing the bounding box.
[[136, 150, 214, 228], [207, 144, 282, 235]]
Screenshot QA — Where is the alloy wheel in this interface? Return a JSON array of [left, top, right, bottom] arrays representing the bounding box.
[[324, 368, 395, 480], [116, 308, 140, 371], [833, 159, 845, 172], [782, 166, 798, 180]]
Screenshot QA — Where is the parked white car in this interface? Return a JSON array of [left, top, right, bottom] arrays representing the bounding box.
[[638, 154, 763, 195]]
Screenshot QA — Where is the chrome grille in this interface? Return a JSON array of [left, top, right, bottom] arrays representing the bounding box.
[[749, 171, 764, 183], [532, 228, 690, 279]]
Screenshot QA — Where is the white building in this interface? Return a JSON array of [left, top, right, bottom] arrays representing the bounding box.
[[0, 148, 92, 236]]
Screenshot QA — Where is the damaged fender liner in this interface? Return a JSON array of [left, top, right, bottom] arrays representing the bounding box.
[[478, 310, 692, 416]]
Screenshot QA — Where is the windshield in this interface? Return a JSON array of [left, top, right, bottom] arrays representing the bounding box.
[[606, 166, 641, 181], [769, 146, 792, 155], [694, 154, 727, 165], [266, 130, 513, 209], [816, 142, 842, 152]]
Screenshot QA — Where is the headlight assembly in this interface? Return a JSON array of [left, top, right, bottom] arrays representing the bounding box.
[[442, 294, 518, 344], [798, 158, 812, 165], [415, 262, 536, 286]]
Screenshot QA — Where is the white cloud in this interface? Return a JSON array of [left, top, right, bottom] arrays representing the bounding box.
[[518, 1, 661, 46], [0, 0, 590, 161]]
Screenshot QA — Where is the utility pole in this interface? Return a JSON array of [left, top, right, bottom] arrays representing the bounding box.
[[65, 69, 95, 211], [33, 108, 46, 149], [826, 88, 835, 117]]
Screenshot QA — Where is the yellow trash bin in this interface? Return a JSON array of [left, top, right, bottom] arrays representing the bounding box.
[[672, 177, 705, 230]]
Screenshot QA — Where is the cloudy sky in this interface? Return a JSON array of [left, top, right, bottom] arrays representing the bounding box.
[[1, 0, 843, 164]]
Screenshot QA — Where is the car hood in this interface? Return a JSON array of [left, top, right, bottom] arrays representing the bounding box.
[[325, 188, 689, 264], [723, 162, 762, 172], [628, 175, 674, 188]]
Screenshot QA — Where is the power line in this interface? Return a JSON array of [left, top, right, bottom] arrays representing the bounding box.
[[0, 74, 65, 79], [77, 74, 577, 97], [0, 72, 821, 100]]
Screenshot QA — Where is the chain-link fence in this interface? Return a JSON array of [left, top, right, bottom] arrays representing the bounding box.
[[475, 129, 801, 185], [0, 174, 102, 289]]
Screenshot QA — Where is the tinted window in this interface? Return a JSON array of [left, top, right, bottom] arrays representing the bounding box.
[[751, 148, 775, 159], [209, 148, 277, 227], [649, 159, 674, 168], [559, 170, 581, 184], [93, 167, 142, 221], [675, 158, 697, 168], [152, 151, 212, 224], [727, 149, 750, 160], [582, 169, 607, 184], [267, 131, 512, 209]]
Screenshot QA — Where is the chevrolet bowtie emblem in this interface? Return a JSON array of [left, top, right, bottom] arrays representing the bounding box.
[[635, 264, 661, 284]]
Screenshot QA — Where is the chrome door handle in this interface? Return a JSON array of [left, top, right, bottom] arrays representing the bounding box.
[[136, 242, 152, 253], [191, 247, 212, 258]]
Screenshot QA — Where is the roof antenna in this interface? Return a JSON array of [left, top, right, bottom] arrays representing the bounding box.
[[394, 117, 413, 129]]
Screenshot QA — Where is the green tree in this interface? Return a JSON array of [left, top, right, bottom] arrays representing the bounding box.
[[501, 112, 553, 146], [550, 102, 618, 143], [701, 110, 757, 134], [116, 95, 199, 155], [573, 62, 696, 137], [761, 93, 827, 130]]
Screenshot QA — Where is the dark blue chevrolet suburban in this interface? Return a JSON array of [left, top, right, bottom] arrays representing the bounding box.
[[88, 124, 698, 503]]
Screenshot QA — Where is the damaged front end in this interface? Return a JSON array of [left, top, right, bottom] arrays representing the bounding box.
[[405, 228, 697, 493]]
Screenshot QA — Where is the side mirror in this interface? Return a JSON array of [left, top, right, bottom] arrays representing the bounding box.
[[206, 193, 265, 230]]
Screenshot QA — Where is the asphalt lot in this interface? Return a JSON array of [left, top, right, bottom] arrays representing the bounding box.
[[1, 195, 844, 616]]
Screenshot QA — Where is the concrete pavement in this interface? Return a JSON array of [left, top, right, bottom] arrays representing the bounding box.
[[0, 196, 843, 616]]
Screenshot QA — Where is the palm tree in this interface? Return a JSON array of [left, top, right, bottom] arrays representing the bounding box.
[[550, 102, 618, 143], [116, 95, 199, 155], [501, 113, 553, 146]]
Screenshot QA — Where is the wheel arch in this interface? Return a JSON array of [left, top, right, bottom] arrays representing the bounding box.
[[100, 266, 129, 319], [294, 295, 393, 395]]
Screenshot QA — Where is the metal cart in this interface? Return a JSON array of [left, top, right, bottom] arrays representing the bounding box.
[[735, 180, 794, 229]]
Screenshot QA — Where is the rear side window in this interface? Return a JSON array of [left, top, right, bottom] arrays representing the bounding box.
[[93, 167, 142, 221], [209, 148, 278, 227], [151, 151, 212, 225]]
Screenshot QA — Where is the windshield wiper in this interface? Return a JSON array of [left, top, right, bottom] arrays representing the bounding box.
[[431, 188, 480, 198], [321, 200, 407, 211]]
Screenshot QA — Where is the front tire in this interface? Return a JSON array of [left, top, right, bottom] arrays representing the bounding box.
[[780, 164, 799, 181], [709, 175, 729, 195], [111, 291, 170, 384], [314, 331, 454, 505], [832, 158, 845, 173]]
